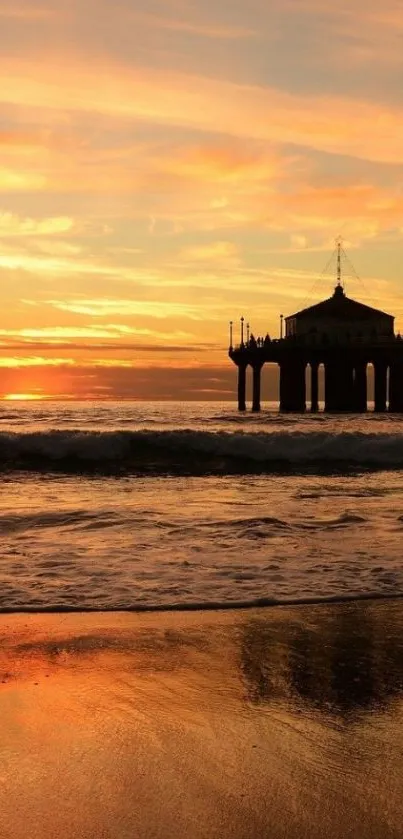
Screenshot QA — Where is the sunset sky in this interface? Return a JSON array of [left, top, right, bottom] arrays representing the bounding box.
[[1, 0, 403, 399]]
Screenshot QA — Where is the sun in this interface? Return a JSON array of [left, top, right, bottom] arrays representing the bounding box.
[[3, 393, 46, 401]]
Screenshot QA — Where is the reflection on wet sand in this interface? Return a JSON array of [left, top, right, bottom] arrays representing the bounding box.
[[240, 601, 403, 718], [1, 601, 403, 839]]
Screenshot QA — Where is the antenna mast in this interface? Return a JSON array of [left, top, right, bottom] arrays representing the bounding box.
[[336, 236, 342, 287]]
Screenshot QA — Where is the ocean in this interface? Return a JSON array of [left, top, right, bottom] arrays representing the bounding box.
[[1, 400, 403, 612]]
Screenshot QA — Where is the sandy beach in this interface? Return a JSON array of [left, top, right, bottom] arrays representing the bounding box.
[[0, 600, 403, 839]]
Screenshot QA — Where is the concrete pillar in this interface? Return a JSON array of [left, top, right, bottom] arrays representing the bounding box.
[[389, 362, 403, 412], [342, 363, 355, 412], [237, 364, 247, 411], [353, 362, 367, 412], [279, 362, 291, 411], [280, 361, 306, 412], [310, 362, 319, 413], [324, 362, 337, 412], [252, 364, 263, 412], [324, 361, 354, 412], [374, 362, 387, 412], [294, 361, 306, 412]]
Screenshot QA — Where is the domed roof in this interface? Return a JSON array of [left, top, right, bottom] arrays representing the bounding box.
[[287, 285, 394, 322]]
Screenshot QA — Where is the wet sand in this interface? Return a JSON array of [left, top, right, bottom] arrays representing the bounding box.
[[1, 600, 403, 839]]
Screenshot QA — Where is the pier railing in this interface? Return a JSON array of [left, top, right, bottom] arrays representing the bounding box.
[[230, 333, 402, 353]]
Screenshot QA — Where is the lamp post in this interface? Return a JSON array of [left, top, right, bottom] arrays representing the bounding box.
[[229, 320, 233, 349], [241, 316, 244, 346], [280, 314, 284, 339]]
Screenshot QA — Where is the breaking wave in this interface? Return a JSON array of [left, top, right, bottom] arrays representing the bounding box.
[[0, 428, 403, 474]]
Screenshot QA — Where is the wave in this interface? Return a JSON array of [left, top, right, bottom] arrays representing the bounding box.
[[0, 591, 402, 614], [0, 428, 403, 474], [0, 509, 121, 533]]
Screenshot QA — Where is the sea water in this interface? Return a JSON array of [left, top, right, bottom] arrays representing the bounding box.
[[1, 400, 403, 611]]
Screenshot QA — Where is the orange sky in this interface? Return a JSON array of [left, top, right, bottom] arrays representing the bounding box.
[[0, 0, 402, 399]]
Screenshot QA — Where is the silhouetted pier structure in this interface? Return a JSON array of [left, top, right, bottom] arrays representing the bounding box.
[[229, 243, 403, 412]]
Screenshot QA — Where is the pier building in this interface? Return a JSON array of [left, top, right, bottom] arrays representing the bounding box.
[[228, 243, 403, 412]]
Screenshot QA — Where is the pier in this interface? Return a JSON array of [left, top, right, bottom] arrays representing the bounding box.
[[229, 244, 403, 413]]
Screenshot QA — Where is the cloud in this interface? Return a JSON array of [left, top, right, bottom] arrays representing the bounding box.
[[1, 55, 403, 164], [0, 356, 75, 368], [280, 0, 403, 36], [290, 234, 308, 249], [161, 143, 290, 184], [243, 0, 403, 68], [248, 183, 403, 240], [178, 241, 240, 265], [127, 10, 255, 40], [0, 325, 137, 339], [46, 298, 207, 320], [0, 124, 295, 197], [0, 341, 216, 353], [0, 168, 46, 190], [0, 212, 75, 236], [0, 130, 50, 148]]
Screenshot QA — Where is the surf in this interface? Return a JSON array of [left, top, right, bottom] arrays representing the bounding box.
[[0, 428, 402, 475]]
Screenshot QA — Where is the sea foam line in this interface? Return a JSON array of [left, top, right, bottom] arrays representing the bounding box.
[[0, 591, 402, 614]]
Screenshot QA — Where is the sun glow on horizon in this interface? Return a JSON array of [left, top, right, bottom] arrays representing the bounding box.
[[3, 393, 47, 401]]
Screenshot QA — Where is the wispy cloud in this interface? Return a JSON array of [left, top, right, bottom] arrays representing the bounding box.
[[0, 212, 76, 236], [0, 356, 75, 368], [126, 10, 256, 40], [46, 298, 207, 320], [1, 56, 403, 164]]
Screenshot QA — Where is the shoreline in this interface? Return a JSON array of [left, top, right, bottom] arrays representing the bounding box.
[[0, 589, 402, 614]]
